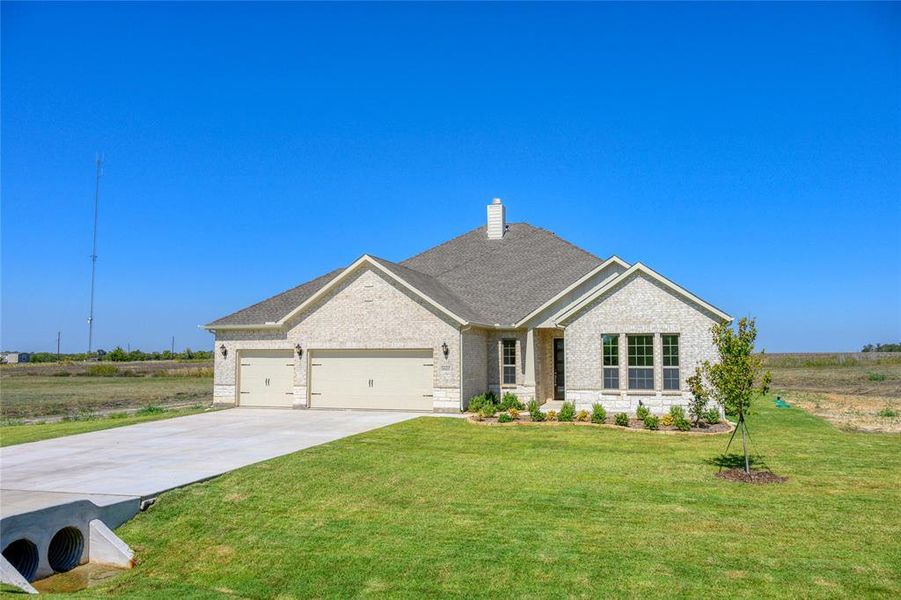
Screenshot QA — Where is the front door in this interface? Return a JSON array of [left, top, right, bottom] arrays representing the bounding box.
[[553, 338, 565, 400]]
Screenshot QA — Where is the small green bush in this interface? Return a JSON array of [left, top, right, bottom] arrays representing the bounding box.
[[479, 404, 497, 419], [590, 404, 607, 424], [135, 405, 166, 416], [674, 416, 691, 431], [575, 410, 590, 422], [614, 412, 629, 427], [500, 392, 525, 411], [558, 402, 576, 422], [643, 414, 660, 430], [468, 393, 499, 413], [877, 407, 898, 418], [86, 364, 119, 377], [636, 404, 650, 420], [497, 412, 513, 423], [703, 408, 721, 425], [669, 405, 686, 420], [108, 412, 130, 419], [528, 399, 545, 422], [868, 372, 887, 382]]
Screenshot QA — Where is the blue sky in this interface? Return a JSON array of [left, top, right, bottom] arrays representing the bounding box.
[[2, 2, 899, 353]]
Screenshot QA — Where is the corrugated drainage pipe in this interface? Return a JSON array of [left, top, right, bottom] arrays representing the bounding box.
[[2, 538, 39, 582], [48, 527, 84, 573]]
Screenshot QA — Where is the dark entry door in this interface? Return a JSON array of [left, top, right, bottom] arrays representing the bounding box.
[[553, 338, 565, 400]]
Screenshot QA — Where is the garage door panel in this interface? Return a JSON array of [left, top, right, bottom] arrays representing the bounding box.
[[310, 349, 434, 411], [239, 350, 294, 407]]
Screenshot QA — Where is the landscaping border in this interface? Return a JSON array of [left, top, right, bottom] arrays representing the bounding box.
[[465, 415, 736, 435]]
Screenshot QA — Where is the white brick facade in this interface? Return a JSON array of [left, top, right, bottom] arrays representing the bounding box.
[[211, 260, 724, 415], [562, 271, 720, 415]]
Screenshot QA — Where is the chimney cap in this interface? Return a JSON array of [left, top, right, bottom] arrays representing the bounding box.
[[491, 197, 502, 205]]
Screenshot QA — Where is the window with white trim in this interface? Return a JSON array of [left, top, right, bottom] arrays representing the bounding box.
[[662, 334, 679, 390], [502, 339, 516, 385], [602, 334, 619, 389], [628, 335, 654, 390]]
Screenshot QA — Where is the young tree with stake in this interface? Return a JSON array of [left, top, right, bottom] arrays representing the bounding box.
[[698, 317, 771, 475]]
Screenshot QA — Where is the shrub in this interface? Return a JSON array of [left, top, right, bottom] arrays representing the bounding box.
[[558, 401, 576, 422], [660, 414, 674, 427], [590, 403, 607, 424], [468, 393, 498, 413], [687, 369, 710, 426], [500, 392, 525, 411], [674, 416, 691, 431], [497, 412, 513, 423], [614, 412, 629, 427], [703, 408, 721, 425], [643, 414, 660, 430], [528, 400, 545, 422], [479, 404, 497, 419], [877, 407, 898, 418], [135, 405, 166, 416], [546, 410, 557, 421], [636, 404, 650, 420], [669, 405, 685, 420], [86, 364, 118, 377], [108, 412, 130, 419], [575, 410, 590, 422], [508, 407, 520, 420], [868, 372, 886, 382]]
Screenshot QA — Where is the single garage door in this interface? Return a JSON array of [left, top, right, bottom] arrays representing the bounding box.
[[310, 349, 434, 411], [239, 350, 294, 407]]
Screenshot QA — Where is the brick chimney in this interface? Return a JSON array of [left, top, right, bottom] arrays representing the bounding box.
[[487, 198, 506, 240]]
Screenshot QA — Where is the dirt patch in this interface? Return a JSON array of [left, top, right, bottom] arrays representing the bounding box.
[[715, 468, 787, 484], [782, 391, 900, 433]]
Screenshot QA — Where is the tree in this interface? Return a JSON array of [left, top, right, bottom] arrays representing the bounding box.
[[686, 370, 709, 427], [700, 317, 771, 475]]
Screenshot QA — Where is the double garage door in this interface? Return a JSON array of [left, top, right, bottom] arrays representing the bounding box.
[[239, 349, 434, 411]]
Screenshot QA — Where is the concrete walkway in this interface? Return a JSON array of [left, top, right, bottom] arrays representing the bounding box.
[[0, 408, 422, 517]]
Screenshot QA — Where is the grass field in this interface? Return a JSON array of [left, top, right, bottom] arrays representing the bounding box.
[[766, 355, 900, 432], [0, 376, 212, 420], [55, 397, 898, 599]]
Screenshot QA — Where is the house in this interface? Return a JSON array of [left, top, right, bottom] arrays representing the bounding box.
[[204, 199, 730, 414], [0, 352, 30, 364]]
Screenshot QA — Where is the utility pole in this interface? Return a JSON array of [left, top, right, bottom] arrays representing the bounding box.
[[57, 331, 61, 362], [87, 154, 103, 354]]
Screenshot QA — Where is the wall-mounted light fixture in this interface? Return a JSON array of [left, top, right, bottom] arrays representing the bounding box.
[[441, 342, 449, 359], [295, 344, 303, 359], [219, 344, 228, 358]]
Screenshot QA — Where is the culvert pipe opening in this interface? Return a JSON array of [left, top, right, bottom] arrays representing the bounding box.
[[48, 526, 85, 573], [2, 538, 39, 582]]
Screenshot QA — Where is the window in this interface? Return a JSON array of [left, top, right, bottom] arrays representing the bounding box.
[[628, 335, 654, 390], [602, 334, 619, 389], [502, 339, 516, 385], [663, 334, 679, 390]]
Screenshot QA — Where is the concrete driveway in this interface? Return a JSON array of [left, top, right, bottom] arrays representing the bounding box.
[[0, 408, 421, 506]]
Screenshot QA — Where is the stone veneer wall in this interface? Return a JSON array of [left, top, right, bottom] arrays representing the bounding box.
[[563, 271, 722, 415], [214, 266, 462, 412]]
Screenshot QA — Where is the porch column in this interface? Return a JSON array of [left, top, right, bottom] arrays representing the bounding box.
[[523, 329, 538, 400]]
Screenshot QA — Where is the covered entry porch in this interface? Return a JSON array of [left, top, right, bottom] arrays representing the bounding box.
[[522, 327, 565, 404]]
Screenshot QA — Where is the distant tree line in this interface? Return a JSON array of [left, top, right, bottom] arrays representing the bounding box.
[[861, 343, 901, 353], [28, 347, 213, 363]]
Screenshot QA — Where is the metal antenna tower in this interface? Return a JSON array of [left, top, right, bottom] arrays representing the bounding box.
[[88, 154, 103, 354]]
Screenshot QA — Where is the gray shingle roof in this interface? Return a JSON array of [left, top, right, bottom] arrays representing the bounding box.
[[206, 222, 602, 328]]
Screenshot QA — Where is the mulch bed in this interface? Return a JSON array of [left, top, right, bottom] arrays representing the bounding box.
[[715, 468, 788, 484], [467, 414, 733, 434]]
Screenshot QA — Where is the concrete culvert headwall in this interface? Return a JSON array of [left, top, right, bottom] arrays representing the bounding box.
[[48, 527, 84, 573], [2, 538, 39, 582]]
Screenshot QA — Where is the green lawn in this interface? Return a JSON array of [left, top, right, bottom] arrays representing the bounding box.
[[67, 397, 900, 599], [0, 406, 214, 447]]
